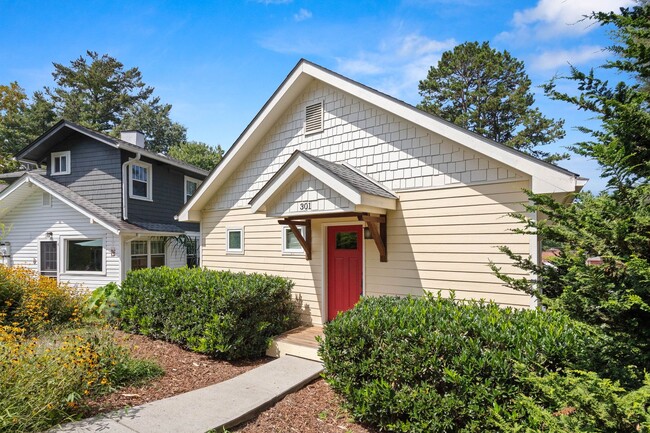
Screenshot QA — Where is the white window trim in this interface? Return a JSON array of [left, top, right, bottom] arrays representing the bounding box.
[[226, 227, 244, 254], [129, 161, 153, 201], [62, 237, 106, 276], [282, 226, 306, 255], [51, 151, 71, 176], [184, 176, 202, 203], [129, 239, 167, 270]]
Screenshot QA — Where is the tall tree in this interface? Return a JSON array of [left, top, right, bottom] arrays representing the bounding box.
[[167, 141, 223, 171], [46, 51, 153, 133], [418, 41, 567, 162], [0, 82, 55, 172], [493, 3, 650, 386], [117, 97, 187, 154]]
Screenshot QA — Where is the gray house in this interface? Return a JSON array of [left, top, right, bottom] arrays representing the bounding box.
[[0, 120, 208, 289]]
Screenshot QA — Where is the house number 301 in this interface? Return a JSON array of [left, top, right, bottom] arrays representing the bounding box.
[[298, 202, 312, 211]]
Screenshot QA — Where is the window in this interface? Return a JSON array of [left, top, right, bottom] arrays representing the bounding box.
[[184, 176, 201, 203], [150, 240, 166, 267], [51, 151, 70, 175], [226, 228, 244, 253], [42, 192, 51, 207], [130, 240, 148, 270], [129, 161, 152, 200], [66, 239, 103, 272], [336, 231, 358, 249], [130, 239, 166, 270], [282, 226, 305, 254]]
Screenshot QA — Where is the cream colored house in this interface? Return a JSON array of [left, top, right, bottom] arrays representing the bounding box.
[[178, 59, 586, 326]]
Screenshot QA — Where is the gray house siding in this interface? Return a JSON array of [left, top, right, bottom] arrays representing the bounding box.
[[123, 153, 200, 232], [47, 135, 123, 218]]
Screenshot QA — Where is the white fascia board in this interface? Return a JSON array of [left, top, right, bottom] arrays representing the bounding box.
[[26, 177, 120, 235], [178, 65, 313, 221], [250, 155, 363, 213], [302, 63, 580, 194]]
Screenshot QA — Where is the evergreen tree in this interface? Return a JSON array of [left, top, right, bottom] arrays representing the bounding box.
[[47, 51, 153, 132], [493, 3, 650, 386], [117, 97, 187, 154], [418, 41, 567, 162], [168, 141, 223, 171]]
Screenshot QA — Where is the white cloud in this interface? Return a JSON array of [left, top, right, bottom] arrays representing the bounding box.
[[336, 33, 456, 101], [530, 45, 607, 71], [500, 0, 634, 41], [293, 8, 312, 22]]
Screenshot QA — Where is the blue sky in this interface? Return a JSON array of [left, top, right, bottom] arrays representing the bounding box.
[[0, 0, 634, 192]]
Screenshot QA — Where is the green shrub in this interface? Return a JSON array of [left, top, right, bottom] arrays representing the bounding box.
[[83, 282, 121, 323], [319, 294, 599, 433], [119, 266, 300, 360], [489, 369, 650, 433]]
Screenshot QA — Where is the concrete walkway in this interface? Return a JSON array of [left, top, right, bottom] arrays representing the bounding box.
[[50, 356, 323, 433]]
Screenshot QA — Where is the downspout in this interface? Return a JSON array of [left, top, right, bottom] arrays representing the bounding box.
[[121, 153, 141, 221]]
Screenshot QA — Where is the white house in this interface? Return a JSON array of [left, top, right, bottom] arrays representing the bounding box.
[[0, 121, 207, 290]]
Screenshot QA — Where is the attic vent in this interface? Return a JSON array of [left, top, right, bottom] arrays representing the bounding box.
[[305, 102, 323, 135]]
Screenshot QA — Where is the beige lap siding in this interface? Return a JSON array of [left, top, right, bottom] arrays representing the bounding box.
[[365, 179, 532, 308], [201, 179, 533, 324]]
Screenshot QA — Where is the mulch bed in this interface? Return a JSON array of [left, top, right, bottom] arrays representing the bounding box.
[[82, 330, 268, 415], [83, 330, 376, 432], [234, 378, 379, 433]]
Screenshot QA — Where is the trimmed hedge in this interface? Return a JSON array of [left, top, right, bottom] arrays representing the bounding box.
[[119, 267, 299, 360], [319, 294, 600, 432]]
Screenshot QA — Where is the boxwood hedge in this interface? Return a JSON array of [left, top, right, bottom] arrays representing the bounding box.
[[119, 267, 299, 360], [319, 293, 600, 432]]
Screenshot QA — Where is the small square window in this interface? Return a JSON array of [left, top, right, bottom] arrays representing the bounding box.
[[184, 176, 202, 203], [226, 228, 244, 253], [129, 161, 152, 200], [51, 151, 71, 175], [283, 226, 305, 254]]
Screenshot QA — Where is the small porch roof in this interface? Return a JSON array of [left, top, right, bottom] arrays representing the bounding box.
[[249, 150, 398, 215]]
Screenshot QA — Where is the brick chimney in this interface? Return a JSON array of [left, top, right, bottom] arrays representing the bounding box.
[[120, 130, 145, 148]]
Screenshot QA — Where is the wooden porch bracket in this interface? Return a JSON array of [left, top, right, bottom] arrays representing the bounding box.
[[278, 219, 312, 260], [358, 214, 388, 262]]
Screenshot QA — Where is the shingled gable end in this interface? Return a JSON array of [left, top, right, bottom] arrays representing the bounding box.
[[178, 59, 586, 325]]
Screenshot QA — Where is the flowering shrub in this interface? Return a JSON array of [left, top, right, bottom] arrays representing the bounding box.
[[0, 266, 162, 433], [0, 322, 161, 433], [0, 265, 85, 333]]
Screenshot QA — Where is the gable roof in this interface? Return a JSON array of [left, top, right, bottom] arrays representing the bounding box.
[[178, 59, 587, 222], [0, 173, 183, 236], [249, 150, 397, 214], [15, 120, 209, 177]]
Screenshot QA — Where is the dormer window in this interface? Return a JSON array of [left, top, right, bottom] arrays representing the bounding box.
[[51, 151, 71, 175], [129, 161, 152, 201]]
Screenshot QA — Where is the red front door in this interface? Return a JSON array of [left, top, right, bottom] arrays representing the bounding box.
[[327, 225, 363, 321]]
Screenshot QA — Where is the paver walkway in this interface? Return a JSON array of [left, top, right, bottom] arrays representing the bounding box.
[[50, 355, 323, 433]]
